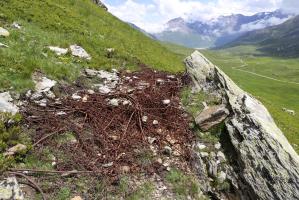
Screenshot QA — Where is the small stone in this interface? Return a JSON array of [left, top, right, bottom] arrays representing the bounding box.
[[108, 98, 119, 106], [121, 166, 130, 173], [156, 158, 163, 164], [11, 22, 21, 29], [215, 142, 221, 150], [202, 102, 208, 109], [98, 85, 111, 94], [0, 92, 19, 114], [163, 161, 170, 167], [197, 143, 206, 150], [82, 95, 88, 102], [33, 76, 57, 93], [167, 75, 176, 79], [200, 152, 209, 158], [122, 100, 131, 106], [210, 152, 216, 158], [218, 171, 227, 183], [4, 144, 27, 156], [156, 78, 164, 84], [0, 27, 9, 37], [0, 42, 9, 48], [162, 99, 170, 105], [217, 151, 226, 162], [72, 93, 82, 100], [163, 146, 172, 155], [3, 144, 27, 156], [87, 89, 95, 95], [71, 196, 83, 200], [153, 120, 159, 125], [102, 162, 114, 168], [147, 137, 156, 144], [173, 150, 181, 156], [0, 177, 24, 200], [142, 116, 148, 123], [48, 46, 68, 56], [106, 48, 115, 58], [110, 135, 119, 141], [55, 111, 67, 116], [70, 44, 91, 60], [46, 91, 56, 99], [208, 160, 218, 178], [35, 99, 47, 107]]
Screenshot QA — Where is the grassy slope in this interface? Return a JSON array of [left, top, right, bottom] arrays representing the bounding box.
[[0, 0, 184, 91], [201, 46, 299, 152], [161, 41, 195, 59]]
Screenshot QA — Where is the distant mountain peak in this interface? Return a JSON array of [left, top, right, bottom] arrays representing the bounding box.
[[155, 10, 293, 48]]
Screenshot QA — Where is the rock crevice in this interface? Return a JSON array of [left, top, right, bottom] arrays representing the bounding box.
[[185, 51, 299, 200]]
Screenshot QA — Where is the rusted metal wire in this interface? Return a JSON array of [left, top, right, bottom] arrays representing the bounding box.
[[22, 68, 195, 177]]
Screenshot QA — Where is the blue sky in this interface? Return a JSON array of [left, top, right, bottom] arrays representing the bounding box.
[[102, 0, 299, 33]]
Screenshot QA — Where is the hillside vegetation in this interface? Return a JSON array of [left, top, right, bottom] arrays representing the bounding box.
[[0, 0, 184, 91]]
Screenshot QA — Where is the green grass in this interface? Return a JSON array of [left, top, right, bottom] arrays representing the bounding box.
[[200, 45, 299, 152], [161, 41, 195, 59], [166, 168, 203, 199], [0, 0, 184, 91]]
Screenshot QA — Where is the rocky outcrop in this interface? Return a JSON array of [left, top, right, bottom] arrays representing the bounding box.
[[185, 51, 299, 200], [92, 0, 108, 11]]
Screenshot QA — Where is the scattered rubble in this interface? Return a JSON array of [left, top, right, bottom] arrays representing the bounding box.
[[70, 44, 91, 60], [0, 27, 10, 37], [48, 46, 68, 56]]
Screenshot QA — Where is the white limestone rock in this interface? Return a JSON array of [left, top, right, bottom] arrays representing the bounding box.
[[70, 44, 91, 60], [48, 46, 68, 56], [0, 27, 9, 37], [0, 92, 19, 115]]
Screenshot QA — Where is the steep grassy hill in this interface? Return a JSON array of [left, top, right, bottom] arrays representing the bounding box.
[[223, 15, 299, 57], [0, 0, 184, 91]]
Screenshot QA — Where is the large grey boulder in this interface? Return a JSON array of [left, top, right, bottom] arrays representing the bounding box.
[[185, 51, 299, 200]]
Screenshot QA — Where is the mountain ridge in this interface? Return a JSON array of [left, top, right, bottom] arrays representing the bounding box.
[[222, 15, 299, 57], [154, 10, 292, 48]]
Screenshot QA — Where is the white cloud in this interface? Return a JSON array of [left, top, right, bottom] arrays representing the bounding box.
[[103, 0, 294, 33], [280, 0, 299, 14], [240, 16, 292, 32]]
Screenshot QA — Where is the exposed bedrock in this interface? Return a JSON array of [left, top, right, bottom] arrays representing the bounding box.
[[185, 51, 299, 200]]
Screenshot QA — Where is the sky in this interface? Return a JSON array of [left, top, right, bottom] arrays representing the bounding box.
[[102, 0, 299, 33]]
